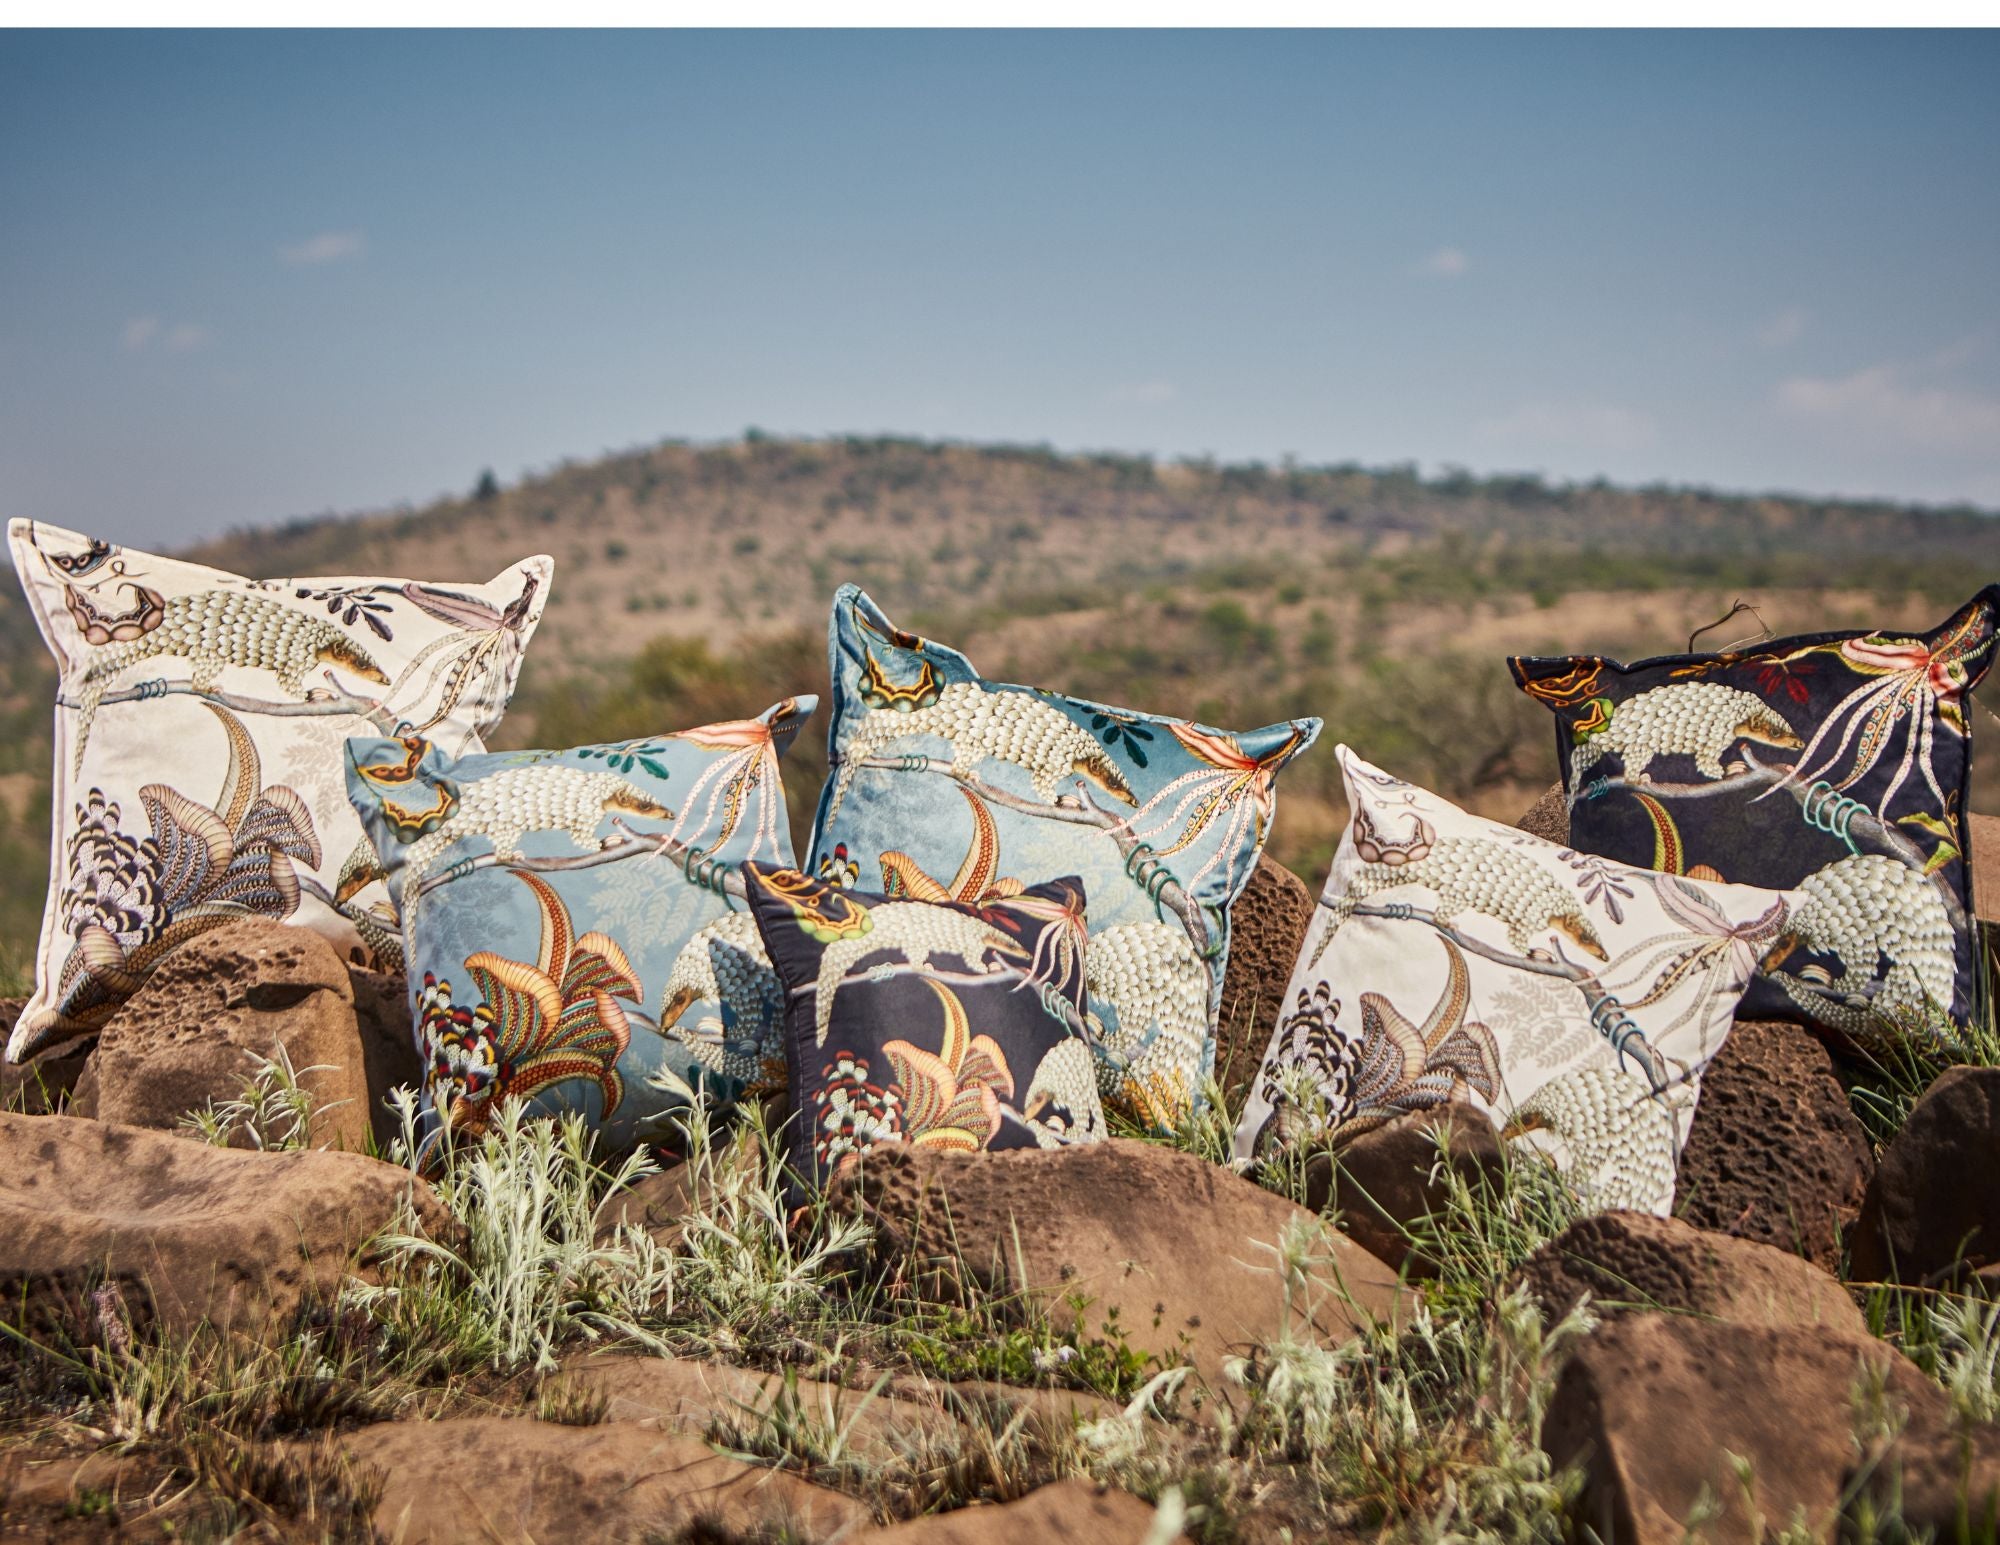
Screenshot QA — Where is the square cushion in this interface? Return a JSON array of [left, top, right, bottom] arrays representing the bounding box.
[[809, 585, 1319, 1131], [344, 698, 817, 1151], [742, 861, 1106, 1194], [1510, 587, 1999, 1045], [1231, 747, 1800, 1215], [8, 518, 552, 1061]]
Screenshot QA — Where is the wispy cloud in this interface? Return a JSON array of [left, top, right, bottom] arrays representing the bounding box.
[[1776, 352, 2000, 451], [1473, 400, 1658, 451], [280, 229, 366, 266], [1108, 380, 1177, 405], [1757, 307, 1808, 349], [1415, 246, 1469, 279], [123, 317, 209, 353]]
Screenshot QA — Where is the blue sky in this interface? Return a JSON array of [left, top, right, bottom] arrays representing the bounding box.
[[3, 29, 1998, 544]]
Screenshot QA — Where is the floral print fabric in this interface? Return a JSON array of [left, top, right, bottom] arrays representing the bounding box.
[[1510, 587, 1998, 1045], [1232, 747, 1799, 1215], [809, 585, 1319, 1132], [742, 862, 1106, 1196], [345, 699, 815, 1151], [8, 518, 553, 1061]]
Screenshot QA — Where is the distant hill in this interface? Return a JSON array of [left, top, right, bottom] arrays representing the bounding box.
[[0, 432, 1993, 979]]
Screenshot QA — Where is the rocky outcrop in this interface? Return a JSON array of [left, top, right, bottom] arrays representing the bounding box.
[[1306, 1105, 1506, 1276], [850, 1479, 1173, 1543], [1850, 1065, 2000, 1284], [1512, 1209, 1864, 1334], [341, 1416, 866, 1544], [1214, 855, 1316, 1108], [85, 920, 375, 1151], [1675, 1018, 1872, 1271], [834, 1139, 1409, 1383], [347, 963, 423, 1150], [1543, 1314, 2000, 1545], [0, 1111, 451, 1334], [552, 1350, 970, 1462]]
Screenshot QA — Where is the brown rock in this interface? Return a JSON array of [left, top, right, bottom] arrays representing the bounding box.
[[1675, 1018, 1872, 1271], [1512, 1209, 1863, 1334], [1851, 1065, 2000, 1285], [597, 1163, 698, 1249], [90, 918, 372, 1151], [0, 1111, 452, 1334], [1970, 811, 2000, 923], [835, 1139, 1409, 1383], [341, 1416, 866, 1544], [552, 1350, 968, 1461], [1306, 1105, 1507, 1276], [1516, 783, 1569, 845], [0, 1001, 89, 1115], [850, 1479, 1171, 1543], [1543, 1314, 2000, 1545], [348, 964, 422, 1150], [1214, 855, 1316, 1109]]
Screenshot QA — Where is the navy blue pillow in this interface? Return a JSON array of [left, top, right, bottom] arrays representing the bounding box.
[[1511, 587, 1999, 1046], [742, 863, 1106, 1197]]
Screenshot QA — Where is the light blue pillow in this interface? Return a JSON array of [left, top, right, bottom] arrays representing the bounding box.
[[809, 586, 1319, 1131], [345, 697, 815, 1151]]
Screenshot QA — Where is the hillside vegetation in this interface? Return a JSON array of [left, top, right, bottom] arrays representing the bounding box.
[[0, 433, 1995, 974]]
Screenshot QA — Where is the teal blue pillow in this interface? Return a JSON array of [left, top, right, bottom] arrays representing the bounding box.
[[809, 586, 1319, 1131], [345, 697, 815, 1151]]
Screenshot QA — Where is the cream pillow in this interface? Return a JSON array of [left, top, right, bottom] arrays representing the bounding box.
[[1233, 746, 1801, 1214], [8, 518, 552, 1061]]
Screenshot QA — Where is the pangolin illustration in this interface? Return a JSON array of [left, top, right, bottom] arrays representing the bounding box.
[[1328, 827, 1607, 962], [1570, 682, 1803, 786], [399, 765, 672, 903], [826, 682, 1136, 822], [1777, 853, 1958, 1032], [656, 911, 785, 1085], [808, 901, 1024, 1047], [72, 590, 390, 769]]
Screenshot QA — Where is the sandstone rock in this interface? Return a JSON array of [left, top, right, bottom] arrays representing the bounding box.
[[835, 1139, 1409, 1383], [1544, 1314, 2000, 1545], [348, 964, 422, 1150], [1512, 1209, 1863, 1334], [1851, 1065, 2000, 1285], [90, 919, 372, 1151], [552, 1350, 968, 1461], [1214, 855, 1316, 1109], [0, 1111, 452, 1334], [850, 1479, 1171, 1543], [1970, 811, 2000, 923], [1303, 1105, 1506, 1276], [0, 1001, 89, 1116], [598, 1162, 699, 1249], [0, 1443, 170, 1540], [1675, 1018, 1872, 1272], [341, 1416, 866, 1544], [1516, 783, 1569, 845]]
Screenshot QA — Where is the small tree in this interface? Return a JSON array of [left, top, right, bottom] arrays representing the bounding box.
[[473, 468, 500, 502]]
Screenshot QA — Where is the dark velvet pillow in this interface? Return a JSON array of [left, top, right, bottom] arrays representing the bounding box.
[[742, 863, 1107, 1196], [1510, 586, 1999, 1046]]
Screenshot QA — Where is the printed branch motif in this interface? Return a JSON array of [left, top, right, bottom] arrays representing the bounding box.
[[59, 671, 403, 733], [1325, 897, 1677, 1096], [411, 816, 744, 903], [1574, 748, 1967, 935]]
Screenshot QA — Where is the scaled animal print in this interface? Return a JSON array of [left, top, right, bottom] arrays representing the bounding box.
[[1510, 587, 1999, 1047], [345, 699, 816, 1153], [1232, 747, 1801, 1216], [8, 519, 553, 1061], [741, 863, 1106, 1197], [809, 585, 1319, 1133]]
